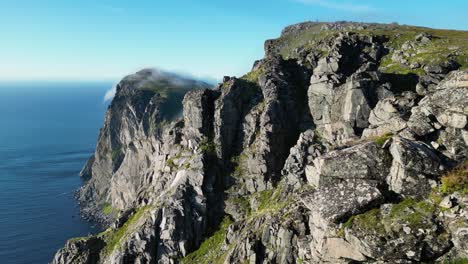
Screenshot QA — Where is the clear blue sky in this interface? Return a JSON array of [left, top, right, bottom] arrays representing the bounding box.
[[0, 0, 466, 82]]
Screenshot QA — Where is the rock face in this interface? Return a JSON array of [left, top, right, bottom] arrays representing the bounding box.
[[54, 22, 468, 264]]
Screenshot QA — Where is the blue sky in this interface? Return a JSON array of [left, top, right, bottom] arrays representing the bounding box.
[[0, 0, 467, 82]]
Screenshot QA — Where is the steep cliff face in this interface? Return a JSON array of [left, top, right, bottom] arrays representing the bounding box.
[[77, 69, 212, 224], [55, 22, 467, 264]]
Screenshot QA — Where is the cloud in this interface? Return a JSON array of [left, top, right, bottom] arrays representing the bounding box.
[[103, 85, 116, 102], [102, 67, 214, 102], [294, 0, 376, 13]]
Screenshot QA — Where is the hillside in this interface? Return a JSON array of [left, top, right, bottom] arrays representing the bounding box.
[[54, 22, 467, 264]]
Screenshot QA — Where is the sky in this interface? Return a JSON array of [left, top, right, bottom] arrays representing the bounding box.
[[0, 0, 467, 82]]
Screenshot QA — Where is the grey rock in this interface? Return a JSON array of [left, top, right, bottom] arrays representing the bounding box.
[[305, 142, 391, 187], [387, 137, 447, 198]]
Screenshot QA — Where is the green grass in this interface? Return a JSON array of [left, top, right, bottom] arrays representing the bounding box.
[[373, 132, 393, 147], [166, 153, 182, 169], [268, 22, 468, 75], [440, 161, 468, 195], [229, 196, 251, 216], [443, 258, 468, 264], [110, 147, 123, 160], [180, 216, 233, 264], [102, 203, 116, 215], [199, 139, 217, 155], [387, 198, 436, 229], [343, 198, 437, 235], [231, 153, 247, 178], [254, 187, 286, 214], [241, 67, 265, 83], [100, 206, 150, 256]]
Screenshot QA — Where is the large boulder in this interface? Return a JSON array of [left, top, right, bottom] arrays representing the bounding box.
[[387, 137, 448, 198], [305, 141, 391, 187], [408, 70, 468, 161]]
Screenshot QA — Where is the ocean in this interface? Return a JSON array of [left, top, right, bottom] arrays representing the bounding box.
[[0, 82, 112, 264]]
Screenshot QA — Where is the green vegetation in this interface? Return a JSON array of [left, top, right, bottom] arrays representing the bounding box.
[[199, 139, 217, 155], [443, 258, 468, 264], [230, 196, 251, 216], [342, 198, 437, 235], [373, 132, 393, 146], [139, 82, 170, 98], [343, 208, 385, 235], [180, 216, 233, 264], [271, 22, 468, 76], [387, 198, 436, 229], [100, 206, 150, 256], [376, 27, 468, 75], [440, 161, 468, 194], [255, 187, 287, 214], [241, 67, 265, 83], [102, 203, 116, 215], [276, 25, 330, 58], [111, 147, 123, 160], [231, 153, 247, 178], [166, 153, 182, 169]]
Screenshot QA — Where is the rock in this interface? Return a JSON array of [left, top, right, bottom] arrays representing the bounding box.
[[305, 142, 391, 187], [53, 22, 468, 264], [182, 89, 218, 143], [345, 202, 452, 262], [440, 196, 455, 209], [281, 130, 325, 189], [301, 180, 384, 225], [387, 137, 447, 198], [415, 32, 433, 43], [52, 237, 105, 264], [408, 71, 468, 161]]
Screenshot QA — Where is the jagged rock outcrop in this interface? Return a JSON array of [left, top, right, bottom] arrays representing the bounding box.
[[54, 22, 468, 264], [76, 69, 212, 224]]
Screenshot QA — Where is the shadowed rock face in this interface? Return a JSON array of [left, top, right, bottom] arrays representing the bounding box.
[[54, 22, 468, 264]]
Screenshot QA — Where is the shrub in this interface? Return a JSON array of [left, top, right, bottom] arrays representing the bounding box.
[[440, 161, 468, 194], [180, 216, 233, 264]]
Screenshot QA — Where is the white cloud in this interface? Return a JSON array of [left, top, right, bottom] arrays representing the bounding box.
[[294, 0, 376, 13], [103, 86, 116, 102]]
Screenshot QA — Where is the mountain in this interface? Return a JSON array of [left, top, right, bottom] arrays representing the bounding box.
[[53, 21, 467, 264]]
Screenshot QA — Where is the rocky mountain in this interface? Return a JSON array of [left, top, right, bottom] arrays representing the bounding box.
[[53, 22, 467, 264]]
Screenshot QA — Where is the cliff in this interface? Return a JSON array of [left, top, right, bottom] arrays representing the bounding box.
[[54, 22, 467, 264]]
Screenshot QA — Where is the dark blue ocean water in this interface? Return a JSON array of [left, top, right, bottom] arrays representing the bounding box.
[[0, 82, 112, 264]]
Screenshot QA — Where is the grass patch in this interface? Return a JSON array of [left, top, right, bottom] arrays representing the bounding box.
[[199, 139, 217, 155], [102, 203, 116, 215], [166, 153, 182, 169], [443, 259, 468, 264], [387, 198, 436, 229], [110, 147, 123, 160], [343, 198, 437, 235], [440, 161, 468, 195], [255, 187, 286, 213], [229, 196, 251, 216], [268, 23, 468, 72], [241, 67, 265, 83], [100, 206, 150, 256], [373, 132, 393, 147], [180, 216, 233, 264], [346, 208, 385, 234], [231, 153, 248, 178]]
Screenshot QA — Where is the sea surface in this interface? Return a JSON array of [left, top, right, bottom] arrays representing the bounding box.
[[0, 82, 112, 264]]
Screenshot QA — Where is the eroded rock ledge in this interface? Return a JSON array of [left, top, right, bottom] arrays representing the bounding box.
[[54, 22, 467, 264]]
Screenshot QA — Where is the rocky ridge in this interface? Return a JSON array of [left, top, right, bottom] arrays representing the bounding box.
[[54, 22, 467, 264]]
